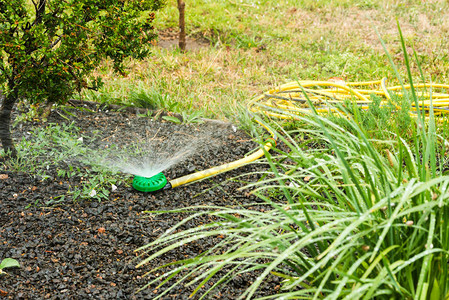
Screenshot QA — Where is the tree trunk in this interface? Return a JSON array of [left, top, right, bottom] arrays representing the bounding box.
[[0, 88, 18, 158], [177, 0, 186, 52]]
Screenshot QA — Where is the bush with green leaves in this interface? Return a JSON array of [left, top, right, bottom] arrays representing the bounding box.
[[136, 26, 449, 299], [0, 0, 164, 157]]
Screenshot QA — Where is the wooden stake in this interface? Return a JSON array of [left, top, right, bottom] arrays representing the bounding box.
[[177, 0, 186, 52]]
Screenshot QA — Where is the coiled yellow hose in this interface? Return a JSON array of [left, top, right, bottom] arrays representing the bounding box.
[[168, 77, 449, 189], [248, 77, 449, 117]]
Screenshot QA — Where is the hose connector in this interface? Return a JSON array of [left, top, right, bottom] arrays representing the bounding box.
[[265, 137, 277, 147]]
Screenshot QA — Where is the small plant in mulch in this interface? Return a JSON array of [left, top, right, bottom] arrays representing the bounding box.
[[0, 258, 20, 276]]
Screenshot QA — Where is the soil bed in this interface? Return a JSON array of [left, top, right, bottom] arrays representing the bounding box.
[[0, 104, 279, 299]]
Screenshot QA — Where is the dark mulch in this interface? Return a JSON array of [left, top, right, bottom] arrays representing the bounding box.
[[0, 103, 279, 299]]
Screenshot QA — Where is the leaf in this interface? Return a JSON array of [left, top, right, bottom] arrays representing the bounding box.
[[162, 116, 181, 124], [0, 258, 20, 270], [430, 279, 440, 300], [98, 10, 108, 17]]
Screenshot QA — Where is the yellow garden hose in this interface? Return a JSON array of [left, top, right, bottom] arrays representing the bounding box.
[[169, 137, 276, 188], [134, 77, 449, 192], [247, 77, 449, 119]]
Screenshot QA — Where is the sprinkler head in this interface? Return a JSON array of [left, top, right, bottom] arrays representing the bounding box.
[[132, 173, 168, 192]]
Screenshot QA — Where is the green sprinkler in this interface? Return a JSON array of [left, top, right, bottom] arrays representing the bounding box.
[[132, 173, 171, 192]]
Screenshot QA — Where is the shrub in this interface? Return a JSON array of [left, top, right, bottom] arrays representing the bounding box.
[[0, 0, 164, 157]]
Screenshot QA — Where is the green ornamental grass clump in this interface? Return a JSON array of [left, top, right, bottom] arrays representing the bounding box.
[[136, 24, 449, 299]]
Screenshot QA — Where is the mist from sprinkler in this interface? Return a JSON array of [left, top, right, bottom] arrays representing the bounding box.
[[110, 146, 196, 179], [111, 144, 198, 192], [97, 140, 195, 191], [92, 125, 221, 192]]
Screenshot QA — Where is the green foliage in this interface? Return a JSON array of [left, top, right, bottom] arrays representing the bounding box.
[[131, 87, 179, 111], [232, 33, 263, 50], [0, 258, 20, 275], [179, 111, 204, 124], [137, 100, 449, 299], [127, 87, 206, 124], [86, 0, 449, 123], [1, 122, 125, 203], [66, 169, 123, 202], [2, 122, 84, 175], [161, 115, 181, 124], [0, 0, 164, 156], [0, 0, 164, 101], [328, 93, 415, 146]]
